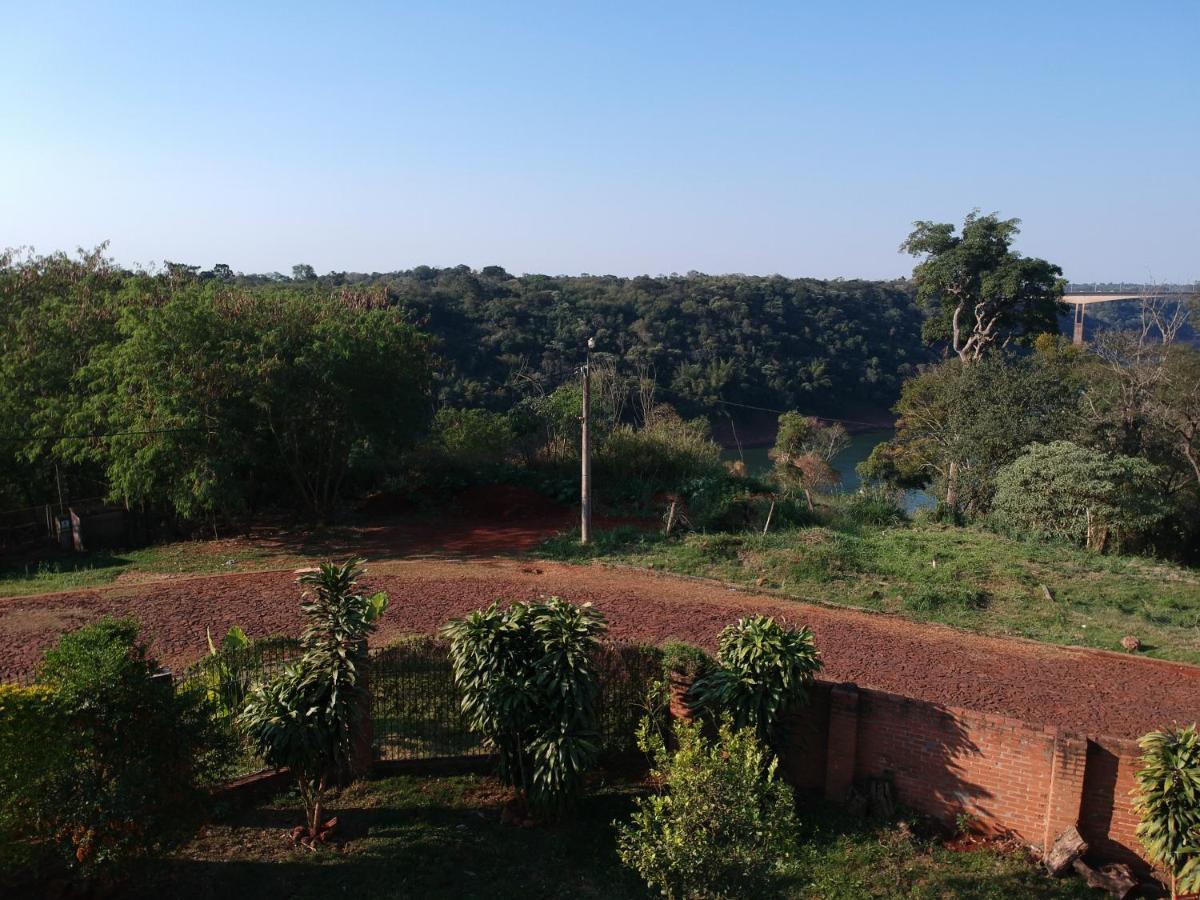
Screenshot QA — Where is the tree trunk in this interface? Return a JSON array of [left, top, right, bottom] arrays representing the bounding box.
[[945, 460, 959, 518]]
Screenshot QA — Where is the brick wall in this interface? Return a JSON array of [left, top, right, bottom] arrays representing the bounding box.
[[772, 680, 1148, 870]]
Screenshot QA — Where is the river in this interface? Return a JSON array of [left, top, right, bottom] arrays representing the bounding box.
[[720, 428, 934, 513]]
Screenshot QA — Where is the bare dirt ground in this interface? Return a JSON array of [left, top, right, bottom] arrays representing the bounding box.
[[3, 551, 1198, 740]]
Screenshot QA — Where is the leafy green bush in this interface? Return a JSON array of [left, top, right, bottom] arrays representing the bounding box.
[[690, 615, 821, 749], [616, 716, 798, 899], [442, 597, 607, 814], [241, 560, 388, 839], [992, 441, 1168, 551], [661, 641, 714, 680], [839, 487, 908, 528], [595, 411, 723, 505], [0, 684, 69, 878], [4, 618, 233, 880], [1134, 724, 1200, 897], [431, 406, 516, 471]]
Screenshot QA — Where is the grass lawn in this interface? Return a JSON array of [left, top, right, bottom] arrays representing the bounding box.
[[540, 521, 1200, 664], [0, 539, 303, 597], [130, 773, 1092, 899]]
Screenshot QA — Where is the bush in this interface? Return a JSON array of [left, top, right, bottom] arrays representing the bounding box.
[[616, 716, 798, 899], [839, 487, 908, 528], [595, 410, 723, 506], [430, 406, 516, 472], [690, 615, 821, 750], [442, 597, 607, 814], [5, 618, 233, 880], [992, 441, 1168, 551], [241, 560, 388, 839], [661, 641, 714, 680], [1134, 724, 1200, 897], [0, 684, 69, 878]]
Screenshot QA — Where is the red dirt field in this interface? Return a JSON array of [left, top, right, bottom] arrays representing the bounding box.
[[2, 557, 1198, 740]]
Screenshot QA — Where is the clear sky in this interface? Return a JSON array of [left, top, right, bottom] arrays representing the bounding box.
[[1, 1, 1196, 281]]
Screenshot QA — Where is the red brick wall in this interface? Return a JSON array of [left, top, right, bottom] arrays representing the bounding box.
[[769, 679, 1148, 869]]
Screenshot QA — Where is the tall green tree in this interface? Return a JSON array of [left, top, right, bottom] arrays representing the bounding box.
[[902, 211, 1065, 363]]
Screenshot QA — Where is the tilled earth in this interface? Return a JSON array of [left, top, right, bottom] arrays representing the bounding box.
[[2, 557, 1197, 739]]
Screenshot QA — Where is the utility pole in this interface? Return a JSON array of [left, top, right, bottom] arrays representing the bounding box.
[[580, 337, 594, 544]]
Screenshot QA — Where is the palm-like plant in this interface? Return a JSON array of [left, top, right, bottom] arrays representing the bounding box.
[[690, 615, 821, 751], [240, 559, 387, 840], [1135, 724, 1200, 899], [442, 597, 607, 814]]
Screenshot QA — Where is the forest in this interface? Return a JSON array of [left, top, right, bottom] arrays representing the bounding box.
[[0, 249, 925, 524], [2, 213, 1197, 563]]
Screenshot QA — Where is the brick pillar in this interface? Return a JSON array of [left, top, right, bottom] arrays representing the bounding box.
[[351, 662, 375, 779], [824, 683, 859, 802], [1042, 731, 1088, 851]]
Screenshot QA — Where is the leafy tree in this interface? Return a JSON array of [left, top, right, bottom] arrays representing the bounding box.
[[991, 441, 1168, 551], [902, 211, 1065, 362], [616, 715, 798, 899], [442, 597, 607, 815], [690, 615, 821, 751], [240, 560, 388, 839], [1134, 725, 1200, 899], [770, 412, 849, 510], [862, 355, 1079, 517]]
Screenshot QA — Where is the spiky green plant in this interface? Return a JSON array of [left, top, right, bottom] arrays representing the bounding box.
[[442, 596, 607, 814], [241, 559, 387, 838], [690, 615, 821, 750], [1135, 724, 1200, 899]]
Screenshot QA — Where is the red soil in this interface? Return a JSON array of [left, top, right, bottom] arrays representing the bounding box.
[[2, 557, 1197, 740]]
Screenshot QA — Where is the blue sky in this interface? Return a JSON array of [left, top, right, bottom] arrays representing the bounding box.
[[1, 1, 1196, 281]]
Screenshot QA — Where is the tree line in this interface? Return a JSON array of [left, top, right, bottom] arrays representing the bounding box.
[[0, 247, 926, 528]]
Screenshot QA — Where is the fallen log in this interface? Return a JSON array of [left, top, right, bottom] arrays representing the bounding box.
[[1044, 826, 1087, 877]]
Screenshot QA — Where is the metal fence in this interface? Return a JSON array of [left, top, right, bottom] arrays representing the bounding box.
[[176, 636, 304, 776], [169, 635, 665, 770], [369, 637, 666, 762]]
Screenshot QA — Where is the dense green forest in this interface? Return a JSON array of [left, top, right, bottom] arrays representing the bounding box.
[[168, 261, 928, 414], [0, 249, 925, 527], [3, 215, 1196, 564]]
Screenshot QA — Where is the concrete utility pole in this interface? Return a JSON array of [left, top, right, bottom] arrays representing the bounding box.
[[580, 337, 595, 544]]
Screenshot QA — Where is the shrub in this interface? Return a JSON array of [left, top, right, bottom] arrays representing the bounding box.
[[690, 615, 821, 750], [661, 640, 714, 680], [992, 441, 1168, 551], [442, 597, 607, 814], [430, 406, 516, 471], [1134, 724, 1200, 898], [241, 559, 388, 839], [616, 716, 798, 899], [0, 684, 69, 877], [839, 487, 908, 528], [595, 410, 723, 506], [11, 618, 233, 880]]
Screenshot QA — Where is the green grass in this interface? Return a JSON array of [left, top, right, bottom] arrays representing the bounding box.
[[540, 522, 1200, 664], [130, 773, 1091, 899], [0, 543, 287, 597]]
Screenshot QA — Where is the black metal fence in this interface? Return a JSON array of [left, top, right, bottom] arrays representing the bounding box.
[[369, 637, 666, 761], [171, 635, 665, 771], [176, 637, 304, 775]]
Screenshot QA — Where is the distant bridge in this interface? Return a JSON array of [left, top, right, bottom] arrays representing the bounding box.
[[1062, 285, 1195, 345]]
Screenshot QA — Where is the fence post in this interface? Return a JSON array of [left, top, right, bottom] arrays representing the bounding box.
[[351, 654, 375, 778]]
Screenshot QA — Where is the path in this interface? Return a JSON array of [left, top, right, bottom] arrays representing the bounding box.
[[2, 557, 1197, 739]]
